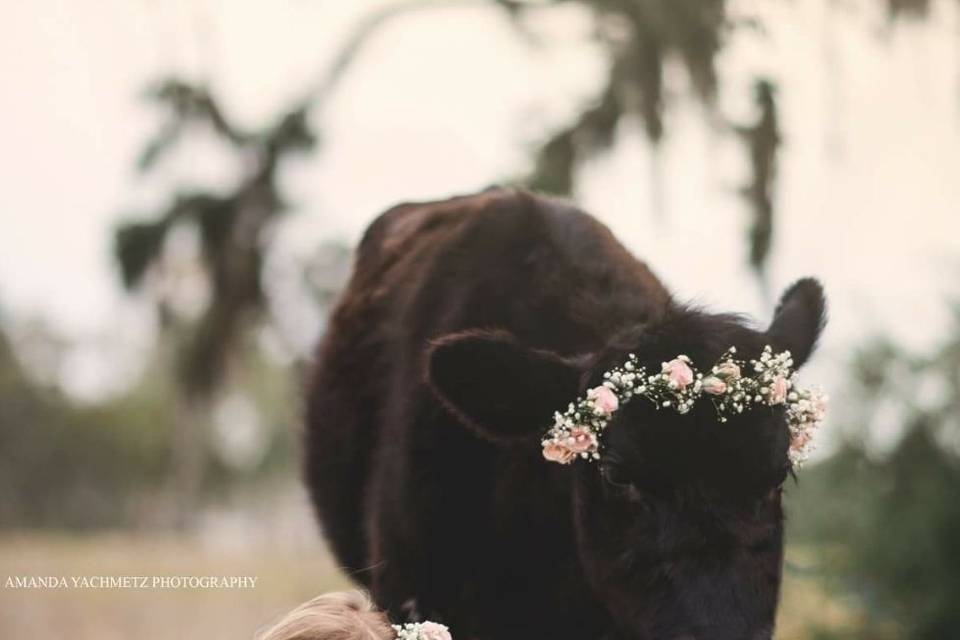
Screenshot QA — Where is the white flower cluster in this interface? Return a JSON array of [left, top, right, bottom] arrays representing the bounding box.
[[712, 346, 790, 420], [392, 621, 452, 640], [541, 345, 827, 468], [784, 386, 828, 466]]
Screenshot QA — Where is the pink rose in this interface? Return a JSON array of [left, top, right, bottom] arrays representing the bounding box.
[[790, 429, 812, 452], [542, 440, 576, 464], [418, 622, 452, 640], [812, 393, 828, 422], [663, 358, 694, 390], [715, 362, 741, 379], [769, 376, 789, 404], [701, 376, 727, 395], [587, 386, 619, 414], [566, 426, 596, 453]]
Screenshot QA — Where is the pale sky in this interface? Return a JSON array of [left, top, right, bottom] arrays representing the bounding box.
[[2, 0, 959, 427]]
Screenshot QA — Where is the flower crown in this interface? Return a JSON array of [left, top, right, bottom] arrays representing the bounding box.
[[393, 621, 452, 640], [541, 345, 827, 468]]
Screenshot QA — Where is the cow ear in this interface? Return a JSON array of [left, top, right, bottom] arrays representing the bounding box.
[[426, 330, 582, 444], [766, 278, 827, 368]]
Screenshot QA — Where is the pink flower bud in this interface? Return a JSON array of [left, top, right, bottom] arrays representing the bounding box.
[[542, 440, 576, 464], [715, 362, 741, 379], [790, 429, 812, 452], [701, 376, 727, 395], [812, 392, 828, 422], [418, 622, 452, 640], [663, 358, 694, 390], [566, 426, 596, 453], [769, 376, 789, 404], [587, 386, 619, 414]]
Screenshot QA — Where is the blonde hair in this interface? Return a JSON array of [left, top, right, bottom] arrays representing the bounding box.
[[257, 590, 394, 640]]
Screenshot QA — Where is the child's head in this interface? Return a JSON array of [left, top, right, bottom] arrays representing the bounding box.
[[257, 590, 394, 640]]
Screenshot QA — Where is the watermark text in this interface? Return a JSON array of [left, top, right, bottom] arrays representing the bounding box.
[[4, 575, 259, 589]]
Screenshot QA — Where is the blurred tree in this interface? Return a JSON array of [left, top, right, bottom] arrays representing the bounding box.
[[787, 305, 960, 638], [523, 0, 727, 189], [886, 0, 932, 20], [0, 312, 300, 530], [117, 79, 317, 394], [512, 0, 946, 279], [114, 79, 318, 527], [0, 320, 169, 528], [513, 0, 779, 276], [737, 79, 780, 287]]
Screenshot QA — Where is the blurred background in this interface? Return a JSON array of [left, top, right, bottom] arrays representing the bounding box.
[[1, 0, 959, 637]]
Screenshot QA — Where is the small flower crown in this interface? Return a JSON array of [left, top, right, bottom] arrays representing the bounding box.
[[541, 345, 827, 468], [393, 621, 452, 640]]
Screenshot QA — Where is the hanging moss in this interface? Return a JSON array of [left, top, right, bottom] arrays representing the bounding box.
[[114, 80, 318, 397], [523, 0, 728, 195], [886, 0, 932, 20], [737, 78, 780, 281]]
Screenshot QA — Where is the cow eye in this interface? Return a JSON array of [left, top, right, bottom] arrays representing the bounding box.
[[600, 463, 633, 488], [601, 465, 650, 505], [624, 484, 647, 504]]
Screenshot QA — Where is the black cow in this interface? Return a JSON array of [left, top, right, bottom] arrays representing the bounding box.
[[305, 188, 826, 640]]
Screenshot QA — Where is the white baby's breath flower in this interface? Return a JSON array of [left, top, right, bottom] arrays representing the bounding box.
[[540, 344, 825, 470]]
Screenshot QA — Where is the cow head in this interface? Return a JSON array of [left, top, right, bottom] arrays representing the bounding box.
[[427, 279, 826, 640]]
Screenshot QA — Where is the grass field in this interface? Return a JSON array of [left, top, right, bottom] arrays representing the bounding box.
[[0, 533, 862, 639]]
